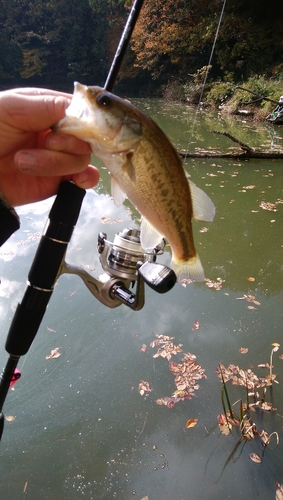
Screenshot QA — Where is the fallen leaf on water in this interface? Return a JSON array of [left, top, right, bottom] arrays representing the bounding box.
[[249, 453, 261, 463], [185, 418, 198, 428], [47, 327, 56, 332], [260, 201, 277, 211], [150, 334, 183, 360], [218, 423, 231, 435], [138, 380, 152, 396], [260, 401, 274, 412], [275, 482, 283, 500], [141, 496, 149, 500], [239, 347, 248, 354], [205, 277, 224, 290], [247, 277, 255, 282], [217, 414, 232, 435], [140, 344, 147, 353], [236, 294, 260, 306], [5, 415, 15, 422], [45, 347, 61, 359], [247, 305, 257, 310], [192, 320, 200, 331], [199, 227, 208, 233], [253, 300, 261, 306]]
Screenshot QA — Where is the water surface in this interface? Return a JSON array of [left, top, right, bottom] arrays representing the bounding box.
[[0, 101, 283, 499]]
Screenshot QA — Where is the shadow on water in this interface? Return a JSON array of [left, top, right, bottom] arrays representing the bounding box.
[[0, 102, 283, 499]]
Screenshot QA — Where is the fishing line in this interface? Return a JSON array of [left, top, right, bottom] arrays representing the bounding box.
[[198, 0, 227, 109], [185, 0, 227, 154]]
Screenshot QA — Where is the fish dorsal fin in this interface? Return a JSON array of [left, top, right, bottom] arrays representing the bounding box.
[[189, 180, 215, 222], [111, 176, 127, 206], [140, 217, 164, 250]]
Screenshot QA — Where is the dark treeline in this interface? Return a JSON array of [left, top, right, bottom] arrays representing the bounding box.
[[1, 0, 283, 95]]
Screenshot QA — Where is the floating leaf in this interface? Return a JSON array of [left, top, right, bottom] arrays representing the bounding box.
[[217, 413, 232, 435], [140, 344, 147, 353], [205, 277, 224, 290], [45, 347, 61, 359], [192, 320, 200, 331], [185, 418, 198, 428], [150, 337, 206, 407], [249, 453, 261, 463], [138, 380, 152, 396], [239, 347, 248, 354], [5, 415, 15, 422], [260, 401, 274, 412], [247, 277, 255, 282], [150, 334, 183, 360], [275, 482, 283, 500], [260, 201, 277, 212], [236, 294, 260, 306]]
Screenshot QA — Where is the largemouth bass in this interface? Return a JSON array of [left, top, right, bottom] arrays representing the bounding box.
[[56, 82, 215, 281]]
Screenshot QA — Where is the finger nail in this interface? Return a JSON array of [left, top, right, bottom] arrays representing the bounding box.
[[15, 152, 37, 171], [75, 170, 89, 184]]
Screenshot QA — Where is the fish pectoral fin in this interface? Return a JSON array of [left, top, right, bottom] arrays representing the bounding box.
[[111, 176, 127, 206], [140, 217, 164, 250], [189, 180, 215, 222], [122, 153, 135, 181]]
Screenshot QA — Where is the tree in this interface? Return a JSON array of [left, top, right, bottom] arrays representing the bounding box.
[[130, 0, 283, 82]]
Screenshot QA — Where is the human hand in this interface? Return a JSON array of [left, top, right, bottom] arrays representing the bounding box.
[[0, 87, 99, 206]]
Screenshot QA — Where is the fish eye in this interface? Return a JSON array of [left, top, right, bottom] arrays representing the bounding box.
[[97, 93, 111, 107]]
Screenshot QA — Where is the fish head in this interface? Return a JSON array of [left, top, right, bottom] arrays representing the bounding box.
[[56, 82, 142, 153]]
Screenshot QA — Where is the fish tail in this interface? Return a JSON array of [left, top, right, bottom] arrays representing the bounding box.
[[171, 254, 205, 282]]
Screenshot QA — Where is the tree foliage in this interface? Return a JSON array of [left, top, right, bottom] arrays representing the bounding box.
[[130, 0, 283, 83], [0, 0, 283, 89]]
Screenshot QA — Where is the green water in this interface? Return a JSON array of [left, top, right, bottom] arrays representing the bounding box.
[[0, 101, 283, 499]]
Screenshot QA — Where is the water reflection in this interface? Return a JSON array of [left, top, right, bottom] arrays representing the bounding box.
[[0, 103, 283, 499]]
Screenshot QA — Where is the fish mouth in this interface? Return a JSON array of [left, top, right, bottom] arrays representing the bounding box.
[[55, 82, 94, 134], [55, 82, 142, 150], [55, 82, 124, 141]]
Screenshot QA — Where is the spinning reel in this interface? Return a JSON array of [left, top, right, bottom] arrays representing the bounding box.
[[62, 226, 176, 311]]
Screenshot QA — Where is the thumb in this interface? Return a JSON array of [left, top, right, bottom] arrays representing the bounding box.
[[0, 89, 72, 132]]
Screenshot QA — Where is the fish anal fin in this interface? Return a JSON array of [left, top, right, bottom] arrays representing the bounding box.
[[140, 217, 164, 250], [189, 180, 215, 222], [111, 176, 127, 206]]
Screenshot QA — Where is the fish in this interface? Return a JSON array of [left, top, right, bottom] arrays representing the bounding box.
[[56, 82, 215, 281]]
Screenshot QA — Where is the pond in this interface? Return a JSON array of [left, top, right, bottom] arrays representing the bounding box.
[[0, 99, 283, 500]]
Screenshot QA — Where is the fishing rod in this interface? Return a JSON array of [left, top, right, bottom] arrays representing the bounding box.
[[0, 0, 175, 441], [104, 0, 144, 91]]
